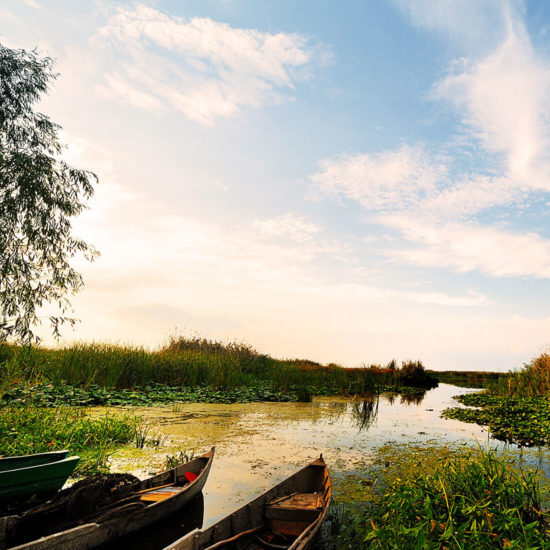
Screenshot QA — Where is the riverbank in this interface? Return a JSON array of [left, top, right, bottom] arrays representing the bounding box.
[[326, 444, 550, 549], [0, 338, 438, 397], [442, 353, 550, 447], [1, 385, 548, 548]]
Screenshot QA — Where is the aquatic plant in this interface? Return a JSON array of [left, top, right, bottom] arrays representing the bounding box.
[[429, 370, 504, 389], [0, 406, 139, 475], [330, 447, 549, 549], [443, 393, 550, 447]]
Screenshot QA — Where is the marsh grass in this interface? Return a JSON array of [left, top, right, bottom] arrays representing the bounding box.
[[0, 338, 437, 397], [329, 445, 549, 549], [489, 351, 550, 398], [0, 406, 139, 475], [429, 370, 505, 389]]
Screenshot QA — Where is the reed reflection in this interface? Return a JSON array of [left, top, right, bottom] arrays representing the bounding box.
[[382, 390, 427, 406], [352, 396, 380, 431]]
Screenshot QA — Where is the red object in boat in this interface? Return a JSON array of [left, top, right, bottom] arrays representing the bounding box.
[[184, 472, 198, 483]]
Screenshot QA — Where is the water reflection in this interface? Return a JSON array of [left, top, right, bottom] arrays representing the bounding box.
[[382, 390, 427, 406], [352, 397, 379, 431]]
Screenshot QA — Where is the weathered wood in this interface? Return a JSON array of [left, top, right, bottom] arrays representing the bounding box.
[[5, 448, 215, 550], [268, 492, 298, 506], [138, 483, 175, 494], [255, 534, 289, 549], [269, 519, 311, 537], [202, 525, 262, 550], [167, 455, 331, 550]]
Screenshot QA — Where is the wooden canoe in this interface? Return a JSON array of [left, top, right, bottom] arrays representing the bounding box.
[[166, 455, 331, 550], [0, 451, 80, 503], [1, 447, 214, 550]]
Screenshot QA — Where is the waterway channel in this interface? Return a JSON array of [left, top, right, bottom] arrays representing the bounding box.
[[96, 383, 549, 548]]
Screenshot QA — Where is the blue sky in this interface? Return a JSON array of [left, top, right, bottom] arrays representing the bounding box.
[[3, 0, 550, 371]]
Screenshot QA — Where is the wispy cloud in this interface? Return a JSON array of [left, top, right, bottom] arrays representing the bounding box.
[[252, 213, 322, 242], [312, 2, 550, 280], [311, 145, 446, 212], [95, 4, 325, 124], [384, 217, 550, 278], [433, 17, 550, 180]]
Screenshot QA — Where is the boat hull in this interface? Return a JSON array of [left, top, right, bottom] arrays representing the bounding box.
[[166, 456, 331, 550], [0, 453, 79, 503], [3, 448, 214, 550]]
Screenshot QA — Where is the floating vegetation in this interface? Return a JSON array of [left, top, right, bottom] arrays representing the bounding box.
[[442, 393, 550, 447], [1, 380, 432, 408], [1, 381, 303, 407]]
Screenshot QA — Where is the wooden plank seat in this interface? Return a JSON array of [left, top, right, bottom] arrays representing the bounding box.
[[265, 493, 324, 537], [139, 484, 186, 503]]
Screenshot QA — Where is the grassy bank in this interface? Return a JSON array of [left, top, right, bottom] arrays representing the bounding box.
[[443, 353, 550, 447], [0, 406, 140, 476], [488, 352, 550, 398], [429, 370, 505, 389], [326, 445, 549, 549], [0, 337, 437, 401]]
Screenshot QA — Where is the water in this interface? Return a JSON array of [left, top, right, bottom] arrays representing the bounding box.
[[103, 383, 549, 527]]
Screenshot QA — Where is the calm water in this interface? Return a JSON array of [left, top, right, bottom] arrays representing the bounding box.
[[102, 383, 549, 546]]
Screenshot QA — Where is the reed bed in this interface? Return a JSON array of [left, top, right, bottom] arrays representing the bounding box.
[[0, 337, 437, 395], [488, 351, 550, 397]]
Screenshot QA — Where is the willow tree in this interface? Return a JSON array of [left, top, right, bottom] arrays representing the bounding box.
[[0, 43, 98, 343]]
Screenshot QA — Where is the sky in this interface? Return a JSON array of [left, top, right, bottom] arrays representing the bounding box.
[[3, 0, 550, 371]]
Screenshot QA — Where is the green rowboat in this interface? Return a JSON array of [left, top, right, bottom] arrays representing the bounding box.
[[0, 451, 80, 502]]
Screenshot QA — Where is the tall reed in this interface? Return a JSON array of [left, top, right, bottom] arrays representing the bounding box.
[[488, 351, 550, 397], [0, 338, 437, 393]]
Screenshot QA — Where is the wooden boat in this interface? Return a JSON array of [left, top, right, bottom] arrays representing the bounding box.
[[166, 455, 331, 550], [0, 447, 214, 550], [0, 451, 80, 503]]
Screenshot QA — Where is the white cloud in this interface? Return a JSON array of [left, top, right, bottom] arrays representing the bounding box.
[[403, 289, 492, 307], [433, 17, 550, 181], [393, 0, 514, 52], [95, 5, 323, 124], [252, 213, 321, 242], [312, 3, 550, 280], [385, 217, 550, 278], [311, 145, 446, 212]]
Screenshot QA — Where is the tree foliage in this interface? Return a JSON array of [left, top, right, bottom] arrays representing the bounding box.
[[0, 43, 98, 343]]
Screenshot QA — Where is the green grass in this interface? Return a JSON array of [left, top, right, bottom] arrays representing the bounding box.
[[488, 352, 550, 398], [0, 406, 140, 476], [441, 353, 550, 447], [0, 337, 438, 397], [328, 446, 550, 549]]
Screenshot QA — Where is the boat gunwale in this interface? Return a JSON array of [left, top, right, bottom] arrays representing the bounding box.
[[0, 456, 80, 477], [166, 455, 331, 550], [4, 447, 215, 550]]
